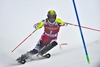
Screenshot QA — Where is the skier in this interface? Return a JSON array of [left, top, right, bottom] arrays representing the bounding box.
[[17, 10, 68, 64]]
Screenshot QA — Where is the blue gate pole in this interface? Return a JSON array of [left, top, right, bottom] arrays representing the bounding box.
[[72, 0, 90, 63]]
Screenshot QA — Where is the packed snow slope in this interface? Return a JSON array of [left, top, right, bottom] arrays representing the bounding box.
[[0, 0, 100, 67], [1, 39, 100, 67]]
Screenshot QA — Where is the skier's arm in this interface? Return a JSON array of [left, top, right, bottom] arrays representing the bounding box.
[[55, 18, 68, 26], [34, 21, 44, 30]]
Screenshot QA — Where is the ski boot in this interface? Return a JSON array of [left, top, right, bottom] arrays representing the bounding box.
[[16, 49, 38, 64], [16, 55, 27, 64]]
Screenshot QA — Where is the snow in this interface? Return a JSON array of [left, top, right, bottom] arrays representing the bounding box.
[[0, 0, 100, 67], [1, 39, 100, 67]]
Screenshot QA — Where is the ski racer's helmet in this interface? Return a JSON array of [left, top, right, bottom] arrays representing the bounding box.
[[47, 10, 57, 23]]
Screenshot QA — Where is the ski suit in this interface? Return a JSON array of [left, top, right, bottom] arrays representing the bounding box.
[[33, 18, 67, 51]]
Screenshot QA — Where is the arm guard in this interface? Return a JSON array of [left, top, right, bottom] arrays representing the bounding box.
[[55, 18, 69, 26], [55, 18, 66, 26], [34, 21, 44, 30]]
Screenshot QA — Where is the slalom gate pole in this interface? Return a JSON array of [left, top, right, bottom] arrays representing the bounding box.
[[68, 23, 100, 32], [11, 29, 37, 52], [72, 0, 90, 63]]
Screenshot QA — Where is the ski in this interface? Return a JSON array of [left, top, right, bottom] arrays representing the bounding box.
[[43, 53, 51, 58], [16, 53, 51, 64]]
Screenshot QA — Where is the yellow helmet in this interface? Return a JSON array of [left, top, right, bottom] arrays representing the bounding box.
[[47, 10, 57, 17]]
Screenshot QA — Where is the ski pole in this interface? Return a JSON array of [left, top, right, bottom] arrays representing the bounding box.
[[11, 29, 37, 52], [67, 23, 100, 32]]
